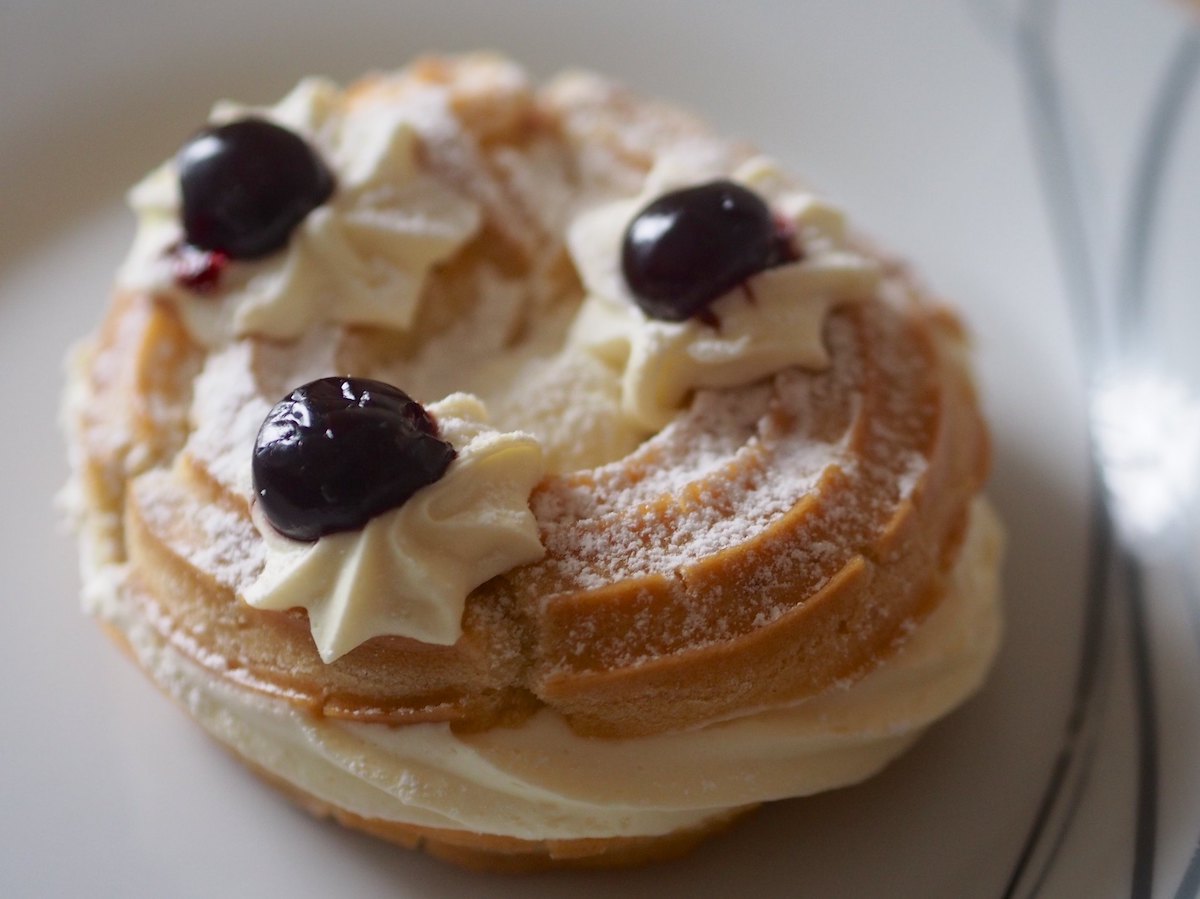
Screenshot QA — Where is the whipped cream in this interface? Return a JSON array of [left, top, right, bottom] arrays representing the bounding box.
[[242, 393, 545, 660], [86, 498, 1002, 840], [119, 78, 481, 345], [567, 155, 881, 430]]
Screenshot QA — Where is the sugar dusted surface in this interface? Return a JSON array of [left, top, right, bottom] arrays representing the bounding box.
[[183, 501, 265, 589], [532, 315, 876, 592]]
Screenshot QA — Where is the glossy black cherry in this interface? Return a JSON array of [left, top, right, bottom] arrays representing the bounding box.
[[621, 180, 794, 322], [177, 118, 334, 260], [252, 378, 456, 542]]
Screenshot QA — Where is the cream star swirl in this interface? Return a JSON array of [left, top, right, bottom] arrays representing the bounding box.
[[119, 77, 481, 345], [565, 156, 882, 431], [242, 393, 545, 662]]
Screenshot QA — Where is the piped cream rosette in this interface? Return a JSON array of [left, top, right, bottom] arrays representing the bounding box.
[[119, 79, 482, 346], [567, 155, 883, 430], [243, 393, 546, 661]]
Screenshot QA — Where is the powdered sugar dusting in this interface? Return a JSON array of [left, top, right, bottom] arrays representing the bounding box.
[[189, 502, 266, 588], [185, 344, 270, 497], [132, 472, 265, 590], [185, 327, 341, 499], [528, 313, 881, 594], [515, 301, 948, 673]]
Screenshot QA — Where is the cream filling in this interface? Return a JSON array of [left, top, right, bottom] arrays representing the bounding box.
[[242, 393, 546, 660], [85, 499, 1002, 841]]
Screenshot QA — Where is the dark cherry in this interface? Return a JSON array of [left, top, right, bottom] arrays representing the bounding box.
[[621, 180, 796, 322], [177, 118, 334, 260], [252, 378, 456, 542]]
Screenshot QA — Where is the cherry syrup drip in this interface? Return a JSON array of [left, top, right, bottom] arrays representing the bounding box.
[[771, 214, 802, 267], [171, 242, 229, 293]]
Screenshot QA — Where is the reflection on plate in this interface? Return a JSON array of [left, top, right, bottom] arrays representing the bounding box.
[[1, 1, 1197, 897]]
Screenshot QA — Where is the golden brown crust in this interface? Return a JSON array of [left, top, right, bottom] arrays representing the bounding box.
[[68, 54, 996, 869], [85, 285, 986, 737]]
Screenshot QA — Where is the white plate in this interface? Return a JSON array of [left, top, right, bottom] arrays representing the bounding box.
[[3, 1, 1199, 896]]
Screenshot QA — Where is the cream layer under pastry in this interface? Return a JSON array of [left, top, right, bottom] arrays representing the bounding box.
[[63, 54, 1002, 871]]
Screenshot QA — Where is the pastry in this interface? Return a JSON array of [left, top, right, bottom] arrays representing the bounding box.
[[62, 54, 1003, 871]]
